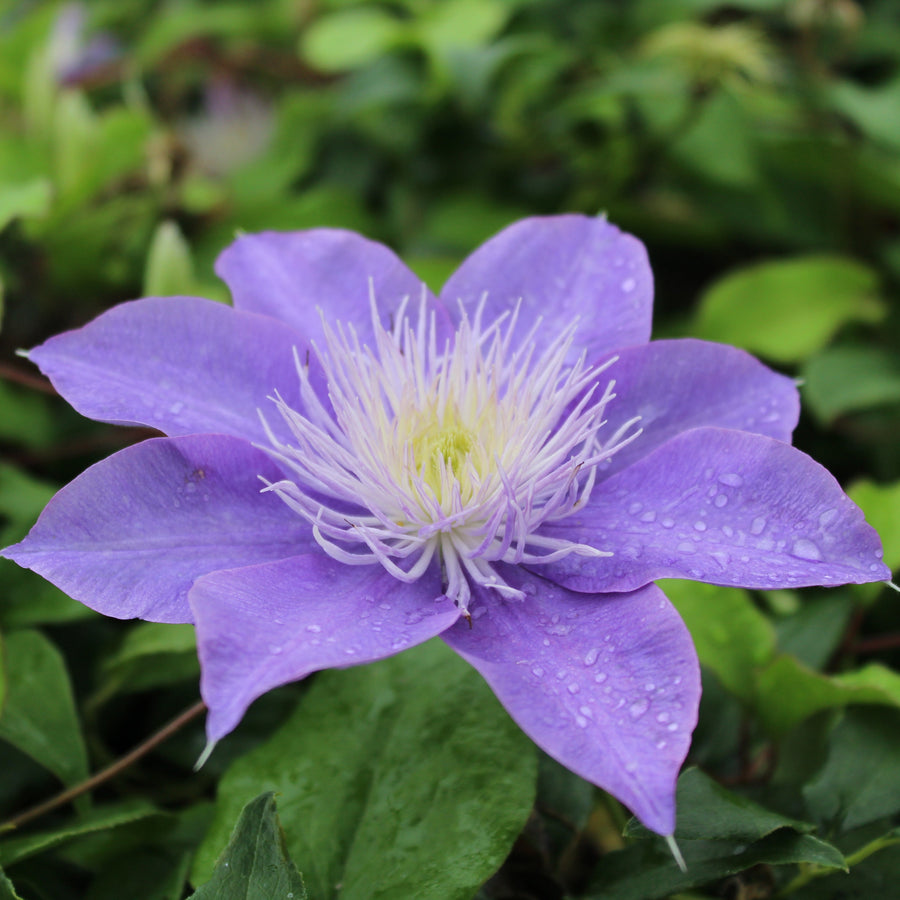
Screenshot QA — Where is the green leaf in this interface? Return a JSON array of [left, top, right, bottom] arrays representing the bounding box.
[[0, 802, 162, 868], [0, 629, 88, 787], [804, 708, 900, 832], [300, 8, 406, 72], [658, 580, 775, 702], [694, 257, 886, 363], [830, 77, 900, 154], [188, 794, 305, 900], [143, 221, 195, 297], [803, 346, 900, 424], [0, 179, 52, 231], [193, 640, 537, 900], [774, 592, 855, 671], [417, 0, 510, 54], [0, 867, 24, 900], [625, 767, 814, 842], [587, 831, 844, 899], [848, 479, 900, 575], [755, 656, 900, 736]]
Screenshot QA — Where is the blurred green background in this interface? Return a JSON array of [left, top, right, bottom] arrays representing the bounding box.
[[2, 1, 900, 898]]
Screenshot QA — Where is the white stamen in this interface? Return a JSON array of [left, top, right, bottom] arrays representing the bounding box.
[[257, 295, 640, 608]]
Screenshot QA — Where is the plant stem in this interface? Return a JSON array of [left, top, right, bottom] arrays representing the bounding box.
[[1, 699, 206, 832]]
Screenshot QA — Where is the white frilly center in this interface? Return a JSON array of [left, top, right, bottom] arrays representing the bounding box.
[[260, 291, 641, 615]]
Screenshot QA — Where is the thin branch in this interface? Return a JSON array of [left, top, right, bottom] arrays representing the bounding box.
[[1, 699, 206, 832]]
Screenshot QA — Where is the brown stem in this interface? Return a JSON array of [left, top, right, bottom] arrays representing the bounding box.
[[1, 699, 206, 832], [0, 361, 56, 395], [851, 633, 900, 655]]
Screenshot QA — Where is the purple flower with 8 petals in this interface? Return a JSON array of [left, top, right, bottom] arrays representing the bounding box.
[[2, 215, 889, 837]]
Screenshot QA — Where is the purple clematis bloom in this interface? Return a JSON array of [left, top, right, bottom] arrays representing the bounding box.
[[2, 215, 889, 836]]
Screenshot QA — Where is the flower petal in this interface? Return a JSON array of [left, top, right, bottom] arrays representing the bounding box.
[[540, 427, 890, 593], [190, 555, 460, 741], [596, 339, 799, 478], [440, 214, 652, 360], [443, 569, 699, 835], [215, 228, 452, 345], [27, 296, 312, 443], [1, 435, 315, 623]]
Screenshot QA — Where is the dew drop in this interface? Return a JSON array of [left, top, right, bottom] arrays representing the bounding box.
[[567, 682, 581, 694], [640, 510, 657, 522], [579, 705, 594, 719], [718, 473, 743, 487], [268, 645, 282, 655], [722, 525, 734, 537], [661, 517, 675, 529], [594, 671, 608, 684], [677, 541, 696, 554], [576, 716, 588, 728], [379, 602, 392, 610], [306, 624, 321, 633], [750, 516, 767, 535], [656, 712, 670, 723], [693, 520, 707, 532], [792, 538, 821, 561], [645, 682, 656, 691], [625, 761, 638, 773], [668, 722, 679, 732], [628, 502, 642, 515], [169, 400, 184, 415], [621, 277, 636, 292], [819, 508, 838, 527], [714, 494, 728, 508], [556, 669, 567, 680], [532, 666, 544, 677], [656, 740, 667, 750], [629, 698, 649, 719]]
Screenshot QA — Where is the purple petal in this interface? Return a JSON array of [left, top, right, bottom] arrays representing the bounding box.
[[190, 556, 460, 741], [1, 435, 315, 624], [540, 427, 890, 594], [215, 229, 453, 345], [440, 215, 652, 361], [443, 569, 699, 835], [596, 339, 800, 479], [27, 296, 313, 443]]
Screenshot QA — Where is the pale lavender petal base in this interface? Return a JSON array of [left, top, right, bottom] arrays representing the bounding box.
[[215, 228, 453, 346], [190, 556, 460, 741], [27, 296, 314, 443], [1, 435, 315, 623], [443, 568, 699, 835], [540, 427, 890, 594], [440, 215, 653, 362], [595, 339, 800, 479]]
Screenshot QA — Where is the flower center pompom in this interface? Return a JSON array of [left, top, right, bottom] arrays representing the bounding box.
[[260, 292, 642, 613]]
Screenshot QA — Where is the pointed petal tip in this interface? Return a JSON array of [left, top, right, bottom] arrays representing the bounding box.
[[665, 834, 687, 872]]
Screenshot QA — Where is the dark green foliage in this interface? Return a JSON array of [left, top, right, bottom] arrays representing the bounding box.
[[1, 1, 900, 897]]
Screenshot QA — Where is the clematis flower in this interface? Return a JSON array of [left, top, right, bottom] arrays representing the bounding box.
[[2, 216, 889, 837]]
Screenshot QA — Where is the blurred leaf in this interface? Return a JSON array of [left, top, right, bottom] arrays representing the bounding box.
[[847, 480, 900, 574], [86, 848, 192, 900], [658, 580, 775, 702], [774, 593, 855, 671], [804, 707, 900, 831], [0, 629, 88, 787], [626, 767, 814, 841], [143, 221, 195, 297], [0, 179, 52, 231], [755, 657, 900, 736], [0, 802, 162, 868], [193, 640, 537, 900], [830, 77, 900, 153], [417, 0, 510, 54], [188, 794, 306, 900], [0, 868, 23, 900], [803, 346, 900, 423], [300, 7, 406, 72], [96, 623, 198, 701], [694, 257, 886, 363]]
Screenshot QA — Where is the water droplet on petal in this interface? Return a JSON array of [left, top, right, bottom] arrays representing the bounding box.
[[629, 698, 649, 719], [625, 761, 638, 773], [661, 517, 675, 528], [579, 705, 593, 719], [584, 648, 600, 666], [621, 277, 636, 292], [693, 520, 707, 532], [714, 495, 728, 508], [268, 645, 282, 654], [819, 508, 838, 527], [656, 712, 670, 723], [306, 624, 321, 633], [677, 541, 696, 554], [576, 716, 588, 728], [594, 671, 608, 684], [750, 517, 767, 535], [532, 666, 544, 677], [792, 538, 821, 561], [718, 473, 743, 487], [568, 682, 581, 694]]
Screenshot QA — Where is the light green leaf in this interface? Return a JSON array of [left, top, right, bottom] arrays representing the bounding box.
[[0, 629, 88, 787], [803, 346, 900, 423], [694, 256, 886, 363], [755, 657, 900, 736], [193, 640, 537, 900], [848, 479, 900, 574], [300, 8, 406, 72], [658, 579, 775, 702], [417, 0, 510, 53], [188, 794, 306, 900], [0, 867, 24, 900], [0, 179, 52, 231], [143, 221, 195, 297]]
